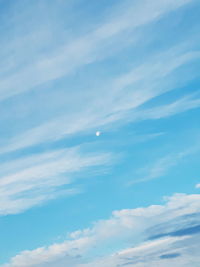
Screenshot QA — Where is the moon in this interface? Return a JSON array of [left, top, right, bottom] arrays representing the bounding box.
[[96, 131, 101, 136]]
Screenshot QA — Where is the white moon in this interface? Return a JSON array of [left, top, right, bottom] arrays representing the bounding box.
[[96, 131, 101, 136]]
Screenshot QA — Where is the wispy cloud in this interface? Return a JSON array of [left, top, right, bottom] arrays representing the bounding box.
[[3, 192, 200, 266], [128, 141, 200, 185], [0, 0, 192, 101], [131, 92, 200, 122], [0, 147, 112, 215], [1, 44, 200, 155]]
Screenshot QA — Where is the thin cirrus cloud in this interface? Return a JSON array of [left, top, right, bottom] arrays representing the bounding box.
[[0, 0, 199, 160], [0, 0, 193, 101], [131, 92, 200, 121], [128, 139, 200, 185], [1, 44, 200, 155], [0, 147, 112, 215], [2, 193, 200, 267]]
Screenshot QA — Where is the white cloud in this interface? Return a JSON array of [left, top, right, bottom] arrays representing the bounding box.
[[2, 192, 200, 266], [195, 184, 200, 189], [0, 0, 192, 101], [0, 147, 112, 215], [1, 44, 200, 155]]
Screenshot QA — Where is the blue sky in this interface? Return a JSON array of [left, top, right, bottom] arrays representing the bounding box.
[[1, 0, 200, 266]]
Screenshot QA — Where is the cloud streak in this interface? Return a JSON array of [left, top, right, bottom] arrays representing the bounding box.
[[0, 0, 192, 101], [1, 44, 200, 155], [128, 139, 200, 185], [0, 147, 112, 215]]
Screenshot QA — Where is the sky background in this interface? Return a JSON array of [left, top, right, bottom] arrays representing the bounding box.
[[0, 0, 200, 266]]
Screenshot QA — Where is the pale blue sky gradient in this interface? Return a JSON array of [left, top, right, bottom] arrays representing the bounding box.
[[0, 0, 200, 266]]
